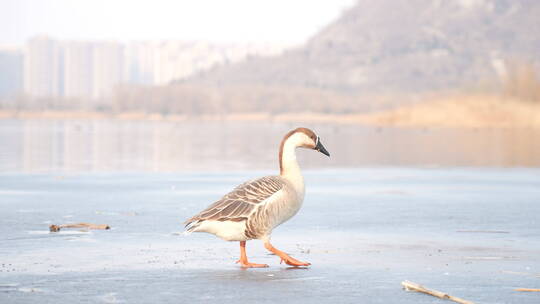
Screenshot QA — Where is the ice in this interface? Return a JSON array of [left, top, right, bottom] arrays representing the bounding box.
[[1, 168, 539, 303]]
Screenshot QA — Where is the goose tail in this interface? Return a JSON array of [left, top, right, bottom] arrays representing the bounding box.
[[183, 219, 202, 235]]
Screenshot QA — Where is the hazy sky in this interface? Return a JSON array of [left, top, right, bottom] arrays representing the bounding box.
[[1, 0, 356, 46]]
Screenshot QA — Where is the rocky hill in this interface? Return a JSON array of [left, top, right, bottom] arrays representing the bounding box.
[[189, 0, 540, 96]]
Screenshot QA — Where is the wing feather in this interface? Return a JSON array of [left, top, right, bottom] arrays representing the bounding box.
[[184, 176, 284, 229]]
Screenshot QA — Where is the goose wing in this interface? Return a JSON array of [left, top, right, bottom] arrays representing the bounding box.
[[184, 176, 284, 228]]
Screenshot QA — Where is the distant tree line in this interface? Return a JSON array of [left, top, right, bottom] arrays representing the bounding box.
[[1, 62, 539, 114], [0, 84, 371, 114]]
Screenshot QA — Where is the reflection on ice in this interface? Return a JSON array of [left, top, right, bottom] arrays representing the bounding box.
[[1, 120, 540, 172]]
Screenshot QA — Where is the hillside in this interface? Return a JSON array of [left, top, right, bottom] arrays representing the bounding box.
[[188, 0, 540, 96]]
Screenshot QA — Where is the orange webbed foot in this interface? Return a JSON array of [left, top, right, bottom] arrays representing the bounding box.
[[264, 241, 311, 267], [235, 259, 269, 268], [279, 257, 311, 267]]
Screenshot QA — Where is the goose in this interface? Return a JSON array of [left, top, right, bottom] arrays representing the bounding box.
[[184, 127, 330, 268]]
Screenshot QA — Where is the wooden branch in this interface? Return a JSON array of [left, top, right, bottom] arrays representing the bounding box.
[[515, 288, 540, 292], [402, 281, 475, 304], [49, 223, 110, 232]]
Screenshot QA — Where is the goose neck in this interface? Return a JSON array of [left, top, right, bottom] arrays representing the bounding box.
[[279, 137, 303, 183]]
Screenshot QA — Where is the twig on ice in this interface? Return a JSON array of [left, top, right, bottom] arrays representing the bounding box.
[[515, 288, 540, 292], [402, 280, 474, 304]]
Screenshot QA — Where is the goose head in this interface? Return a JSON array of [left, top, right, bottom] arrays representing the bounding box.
[[281, 127, 330, 157]]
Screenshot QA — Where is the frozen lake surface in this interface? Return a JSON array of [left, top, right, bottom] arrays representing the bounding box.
[[1, 168, 539, 303]]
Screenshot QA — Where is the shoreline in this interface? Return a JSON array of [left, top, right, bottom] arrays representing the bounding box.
[[1, 96, 540, 128]]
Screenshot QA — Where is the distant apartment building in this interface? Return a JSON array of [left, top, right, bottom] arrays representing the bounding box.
[[63, 41, 93, 99], [92, 42, 124, 99], [20, 37, 286, 101], [23, 36, 62, 98], [153, 41, 189, 85], [22, 38, 125, 101], [151, 41, 284, 85], [124, 42, 155, 85], [0, 47, 23, 98]]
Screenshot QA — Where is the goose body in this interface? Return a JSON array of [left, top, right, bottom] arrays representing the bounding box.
[[184, 127, 329, 267], [185, 176, 301, 241]]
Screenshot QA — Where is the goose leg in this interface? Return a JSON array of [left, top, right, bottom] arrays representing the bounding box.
[[235, 241, 269, 268], [264, 241, 311, 267]]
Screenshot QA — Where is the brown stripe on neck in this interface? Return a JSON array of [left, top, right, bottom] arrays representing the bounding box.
[[279, 127, 316, 174]]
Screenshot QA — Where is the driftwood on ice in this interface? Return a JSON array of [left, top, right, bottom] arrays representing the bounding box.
[[49, 223, 110, 232]]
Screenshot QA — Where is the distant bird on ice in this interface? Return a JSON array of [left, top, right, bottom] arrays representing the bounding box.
[[184, 127, 330, 268]]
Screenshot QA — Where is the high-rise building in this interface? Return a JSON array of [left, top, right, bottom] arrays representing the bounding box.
[[0, 46, 23, 98], [63, 41, 93, 99], [23, 36, 62, 98], [152, 41, 286, 85], [92, 42, 124, 99], [152, 41, 233, 85], [124, 42, 155, 85], [20, 37, 287, 102], [153, 41, 183, 85]]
